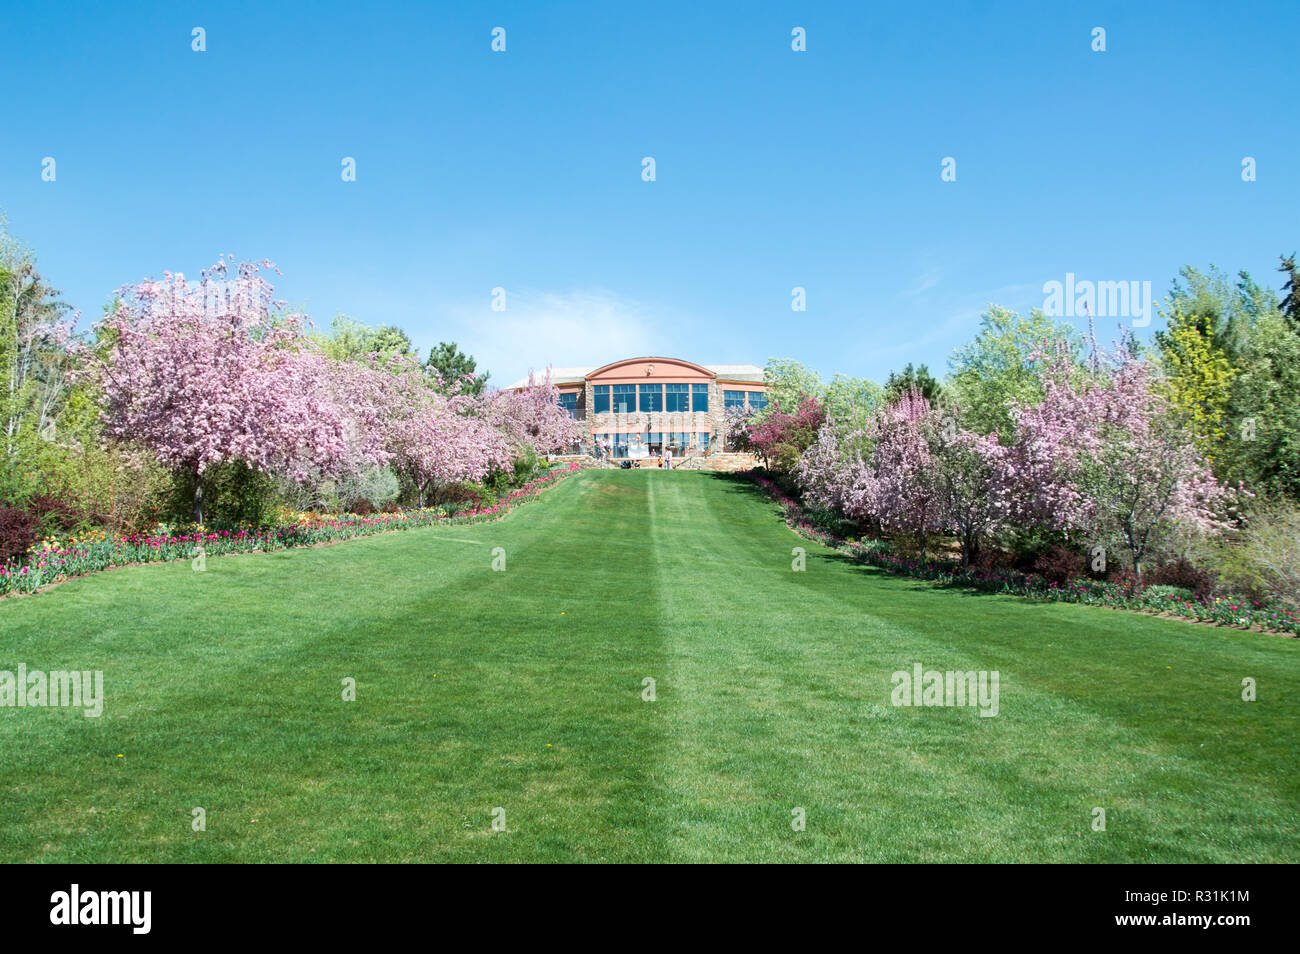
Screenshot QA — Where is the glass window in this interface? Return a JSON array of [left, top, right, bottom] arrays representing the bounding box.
[[557, 392, 577, 418], [593, 385, 610, 414], [638, 384, 663, 413], [747, 391, 767, 411], [665, 382, 689, 413], [612, 384, 636, 414], [724, 390, 746, 410], [691, 383, 709, 412]]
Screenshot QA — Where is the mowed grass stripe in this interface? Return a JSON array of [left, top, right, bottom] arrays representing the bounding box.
[[650, 473, 1299, 861]]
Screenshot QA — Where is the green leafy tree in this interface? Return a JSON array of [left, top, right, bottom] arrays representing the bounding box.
[[1155, 262, 1300, 497], [0, 221, 81, 498], [1161, 266, 1255, 363], [761, 358, 823, 414], [819, 373, 882, 458], [319, 314, 415, 365], [370, 324, 416, 360], [948, 306, 1081, 439], [1221, 307, 1300, 497], [1155, 298, 1236, 460]]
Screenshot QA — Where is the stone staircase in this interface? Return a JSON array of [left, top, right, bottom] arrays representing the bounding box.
[[548, 452, 760, 472], [672, 452, 761, 472]]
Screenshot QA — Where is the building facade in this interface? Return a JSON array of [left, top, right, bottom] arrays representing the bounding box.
[[508, 357, 767, 458]]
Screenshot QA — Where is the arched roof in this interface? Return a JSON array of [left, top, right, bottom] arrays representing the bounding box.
[[586, 356, 715, 380]]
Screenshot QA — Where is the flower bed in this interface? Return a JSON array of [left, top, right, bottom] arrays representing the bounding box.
[[750, 472, 1300, 637], [1, 463, 580, 597]]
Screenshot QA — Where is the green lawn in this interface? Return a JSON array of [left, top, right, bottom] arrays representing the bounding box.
[[2, 469, 1297, 862]]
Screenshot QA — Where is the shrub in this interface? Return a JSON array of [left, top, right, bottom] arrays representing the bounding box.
[[971, 547, 1014, 573], [1213, 499, 1300, 609], [1104, 565, 1141, 594], [171, 462, 279, 528], [17, 442, 172, 536], [1144, 584, 1195, 600], [1034, 545, 1086, 585], [23, 493, 82, 534], [482, 449, 545, 499], [1148, 557, 1215, 599], [852, 537, 893, 557], [335, 466, 400, 513], [0, 506, 40, 566], [802, 504, 854, 536], [431, 483, 486, 509], [999, 526, 1073, 572]]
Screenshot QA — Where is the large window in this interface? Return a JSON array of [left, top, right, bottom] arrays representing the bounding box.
[[593, 385, 610, 414], [557, 392, 577, 418], [671, 431, 709, 450], [638, 383, 663, 413], [611, 384, 636, 414], [724, 390, 746, 410], [692, 383, 709, 412], [665, 383, 689, 413], [747, 391, 767, 411]]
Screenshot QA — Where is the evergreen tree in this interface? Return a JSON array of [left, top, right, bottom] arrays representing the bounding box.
[[1278, 253, 1300, 327], [884, 362, 943, 405], [423, 341, 487, 394]]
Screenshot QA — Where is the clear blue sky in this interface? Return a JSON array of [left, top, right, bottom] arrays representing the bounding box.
[[2, 0, 1296, 386]]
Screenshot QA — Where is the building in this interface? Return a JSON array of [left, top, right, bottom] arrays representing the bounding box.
[[507, 356, 767, 458]]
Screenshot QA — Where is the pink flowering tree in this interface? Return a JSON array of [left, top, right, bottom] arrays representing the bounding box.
[[799, 389, 1008, 564], [795, 422, 878, 522], [487, 370, 580, 458], [97, 259, 353, 523], [381, 357, 514, 506], [722, 405, 756, 453], [746, 395, 825, 474], [868, 388, 943, 557], [1009, 351, 1237, 576], [929, 422, 1011, 567], [796, 422, 848, 511], [389, 398, 513, 506]]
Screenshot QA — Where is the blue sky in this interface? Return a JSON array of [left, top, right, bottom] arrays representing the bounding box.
[[2, 0, 1297, 387]]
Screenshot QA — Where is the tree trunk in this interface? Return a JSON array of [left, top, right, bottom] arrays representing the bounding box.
[[962, 529, 978, 568], [193, 475, 204, 525]]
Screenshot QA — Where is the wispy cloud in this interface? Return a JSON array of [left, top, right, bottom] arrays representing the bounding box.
[[894, 267, 944, 302], [445, 289, 665, 387]]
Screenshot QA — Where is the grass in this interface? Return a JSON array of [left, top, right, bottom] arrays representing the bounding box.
[[1, 469, 1297, 862]]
